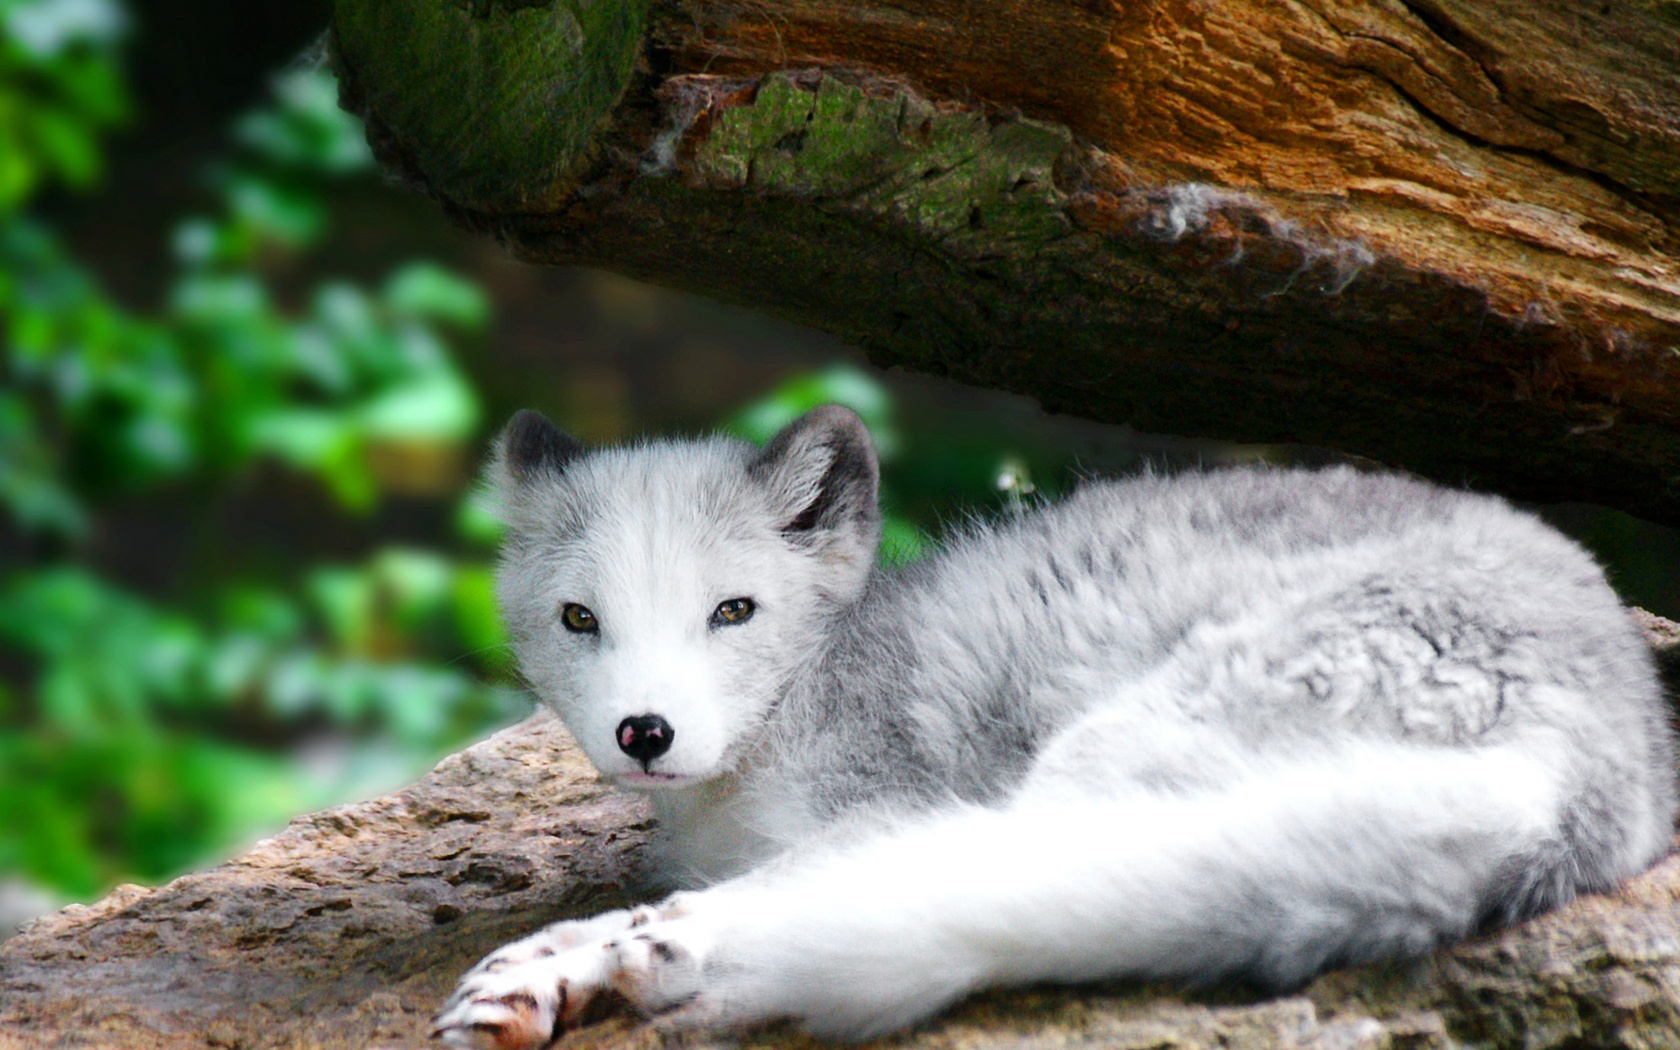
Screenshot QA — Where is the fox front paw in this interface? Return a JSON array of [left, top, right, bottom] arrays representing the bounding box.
[[434, 903, 710, 1049], [434, 947, 640, 1049]]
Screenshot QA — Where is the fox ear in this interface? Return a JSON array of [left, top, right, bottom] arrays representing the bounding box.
[[499, 409, 583, 482], [749, 405, 881, 575]]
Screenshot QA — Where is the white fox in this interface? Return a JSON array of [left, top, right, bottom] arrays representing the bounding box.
[[435, 404, 1675, 1048]]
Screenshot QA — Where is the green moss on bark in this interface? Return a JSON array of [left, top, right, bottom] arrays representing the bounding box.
[[692, 73, 1073, 254], [332, 0, 651, 211]]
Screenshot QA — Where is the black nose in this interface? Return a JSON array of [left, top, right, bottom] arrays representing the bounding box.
[[617, 714, 675, 766]]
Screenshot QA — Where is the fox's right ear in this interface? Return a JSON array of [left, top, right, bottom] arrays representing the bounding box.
[[498, 409, 583, 482]]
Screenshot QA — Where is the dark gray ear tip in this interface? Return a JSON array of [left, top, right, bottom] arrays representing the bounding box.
[[502, 409, 583, 480], [785, 404, 875, 450], [801, 403, 865, 426], [752, 404, 879, 483]]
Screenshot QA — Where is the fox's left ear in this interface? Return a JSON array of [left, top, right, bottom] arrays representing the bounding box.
[[750, 405, 882, 594]]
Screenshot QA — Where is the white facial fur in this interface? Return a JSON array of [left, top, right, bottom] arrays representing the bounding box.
[[488, 416, 877, 789]]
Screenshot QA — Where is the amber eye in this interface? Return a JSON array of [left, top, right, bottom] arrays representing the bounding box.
[[710, 597, 755, 627], [560, 603, 598, 633]]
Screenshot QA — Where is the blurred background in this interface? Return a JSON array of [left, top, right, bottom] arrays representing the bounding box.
[[2, 0, 1676, 933]]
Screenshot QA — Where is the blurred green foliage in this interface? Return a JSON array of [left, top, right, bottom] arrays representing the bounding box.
[[12, 0, 1465, 909], [0, 0, 520, 900], [0, 0, 1018, 903], [0, 0, 127, 210]]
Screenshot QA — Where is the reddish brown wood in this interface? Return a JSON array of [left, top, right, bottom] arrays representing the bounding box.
[[331, 0, 1680, 521]]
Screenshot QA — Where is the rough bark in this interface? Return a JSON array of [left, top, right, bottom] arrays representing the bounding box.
[[0, 715, 651, 1050], [329, 0, 1680, 523], [3, 620, 1679, 1050]]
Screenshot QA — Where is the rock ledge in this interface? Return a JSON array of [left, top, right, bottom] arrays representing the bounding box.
[[4, 618, 1679, 1049]]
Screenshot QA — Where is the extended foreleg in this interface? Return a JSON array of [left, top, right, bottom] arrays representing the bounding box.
[[437, 743, 1567, 1046]]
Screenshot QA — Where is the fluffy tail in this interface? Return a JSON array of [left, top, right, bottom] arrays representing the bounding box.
[[695, 742, 1622, 1038]]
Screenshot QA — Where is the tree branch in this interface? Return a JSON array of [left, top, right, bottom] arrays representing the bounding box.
[[332, 0, 1680, 521]]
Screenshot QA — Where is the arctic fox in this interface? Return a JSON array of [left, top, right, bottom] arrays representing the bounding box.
[[435, 404, 1675, 1048]]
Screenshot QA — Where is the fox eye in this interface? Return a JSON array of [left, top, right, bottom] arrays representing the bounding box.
[[710, 597, 755, 627], [560, 603, 598, 633]]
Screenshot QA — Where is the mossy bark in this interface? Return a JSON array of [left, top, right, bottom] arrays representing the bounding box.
[[331, 0, 1680, 522], [332, 0, 653, 210]]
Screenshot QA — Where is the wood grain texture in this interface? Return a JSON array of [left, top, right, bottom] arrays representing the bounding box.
[[331, 0, 1680, 520]]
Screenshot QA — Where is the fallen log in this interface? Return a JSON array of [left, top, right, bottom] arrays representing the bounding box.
[[329, 0, 1680, 521]]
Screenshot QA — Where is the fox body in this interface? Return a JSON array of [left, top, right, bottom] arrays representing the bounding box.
[[436, 405, 1675, 1048]]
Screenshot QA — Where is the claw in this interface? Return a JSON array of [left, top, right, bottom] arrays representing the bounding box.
[[550, 983, 568, 1042], [433, 990, 555, 1050]]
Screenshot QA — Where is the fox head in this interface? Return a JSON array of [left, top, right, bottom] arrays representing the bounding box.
[[486, 405, 881, 789]]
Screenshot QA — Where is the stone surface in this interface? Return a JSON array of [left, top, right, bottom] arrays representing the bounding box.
[[0, 715, 652, 1050], [3, 616, 1678, 1050]]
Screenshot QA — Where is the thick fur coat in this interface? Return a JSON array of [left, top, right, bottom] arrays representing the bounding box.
[[435, 405, 1675, 1048]]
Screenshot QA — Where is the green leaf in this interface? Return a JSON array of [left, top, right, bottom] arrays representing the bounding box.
[[0, 393, 87, 535], [450, 565, 510, 669], [0, 146, 40, 215], [310, 282, 392, 375], [3, 0, 127, 58], [262, 68, 373, 175], [169, 217, 218, 265], [285, 324, 354, 394], [27, 105, 102, 187], [202, 633, 269, 702], [171, 272, 268, 326], [245, 407, 352, 468], [383, 262, 490, 328], [453, 495, 504, 547], [267, 650, 329, 718], [118, 412, 193, 475], [219, 587, 305, 640], [358, 370, 479, 441], [225, 171, 325, 246], [322, 660, 376, 722], [374, 548, 453, 626], [371, 665, 457, 747], [306, 567, 375, 652], [245, 408, 377, 510], [729, 364, 898, 457]]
